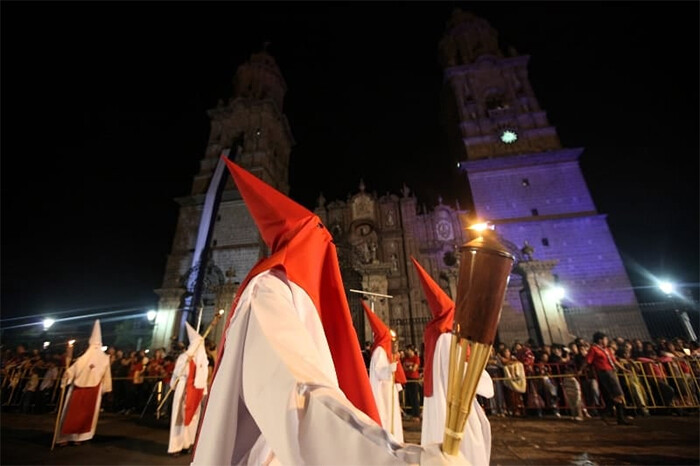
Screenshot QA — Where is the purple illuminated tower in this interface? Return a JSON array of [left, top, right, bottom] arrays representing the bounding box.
[[439, 10, 649, 342]]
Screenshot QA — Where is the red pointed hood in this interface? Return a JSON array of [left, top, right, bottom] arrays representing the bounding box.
[[411, 256, 454, 397], [214, 157, 380, 425], [361, 300, 393, 361]]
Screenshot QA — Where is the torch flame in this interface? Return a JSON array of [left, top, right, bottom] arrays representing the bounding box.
[[467, 221, 494, 232]]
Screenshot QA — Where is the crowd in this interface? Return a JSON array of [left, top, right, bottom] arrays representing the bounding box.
[[363, 333, 700, 423], [0, 337, 218, 417], [1, 158, 698, 464], [2, 332, 699, 423]]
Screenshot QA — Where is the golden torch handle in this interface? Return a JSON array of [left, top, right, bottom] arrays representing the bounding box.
[[443, 341, 492, 455]]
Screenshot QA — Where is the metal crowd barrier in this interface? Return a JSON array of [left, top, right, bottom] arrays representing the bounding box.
[[0, 367, 169, 410], [3, 357, 699, 415], [486, 358, 700, 415]]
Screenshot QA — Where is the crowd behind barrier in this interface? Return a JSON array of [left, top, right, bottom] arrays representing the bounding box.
[[0, 338, 218, 417], [2, 334, 699, 421], [361, 335, 700, 421]]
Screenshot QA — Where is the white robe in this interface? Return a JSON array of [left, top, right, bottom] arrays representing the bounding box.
[[56, 345, 112, 444], [193, 269, 469, 466], [421, 333, 493, 466], [368, 347, 404, 442], [168, 347, 209, 453]]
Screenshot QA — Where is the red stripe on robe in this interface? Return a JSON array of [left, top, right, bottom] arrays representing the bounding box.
[[184, 359, 204, 426], [61, 385, 100, 434]]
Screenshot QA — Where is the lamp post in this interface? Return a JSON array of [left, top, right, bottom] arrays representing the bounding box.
[[659, 280, 697, 342], [551, 286, 566, 344], [42, 318, 55, 331]]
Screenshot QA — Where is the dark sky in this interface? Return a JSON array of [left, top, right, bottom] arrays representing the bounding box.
[[2, 2, 698, 320]]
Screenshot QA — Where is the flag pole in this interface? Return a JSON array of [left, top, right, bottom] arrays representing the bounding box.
[[156, 310, 224, 415], [51, 339, 75, 450]]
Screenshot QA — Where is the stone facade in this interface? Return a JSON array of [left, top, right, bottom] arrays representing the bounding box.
[[152, 50, 294, 349], [440, 9, 650, 342], [154, 10, 651, 351], [314, 183, 468, 348]]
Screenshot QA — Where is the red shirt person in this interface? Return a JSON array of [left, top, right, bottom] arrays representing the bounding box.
[[579, 331, 631, 425], [402, 348, 421, 419]]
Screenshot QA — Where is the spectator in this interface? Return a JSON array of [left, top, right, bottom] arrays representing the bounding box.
[[616, 343, 650, 417], [112, 350, 129, 414], [362, 341, 372, 371], [486, 347, 507, 417], [575, 342, 600, 417], [37, 359, 59, 413], [499, 347, 526, 416], [20, 366, 40, 413], [535, 352, 561, 418], [403, 347, 422, 421], [631, 338, 645, 359], [515, 341, 542, 416], [579, 331, 631, 425], [559, 345, 585, 421]]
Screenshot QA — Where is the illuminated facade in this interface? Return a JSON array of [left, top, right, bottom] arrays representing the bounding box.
[[154, 11, 650, 351], [439, 9, 649, 342]]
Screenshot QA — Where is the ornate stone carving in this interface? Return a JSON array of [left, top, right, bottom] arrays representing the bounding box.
[[351, 193, 374, 221], [385, 208, 396, 226]]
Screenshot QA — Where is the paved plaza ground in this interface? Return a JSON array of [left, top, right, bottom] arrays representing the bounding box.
[[1, 409, 698, 465]]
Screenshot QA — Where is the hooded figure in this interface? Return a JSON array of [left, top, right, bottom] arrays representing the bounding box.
[[168, 322, 209, 455], [412, 257, 493, 466], [192, 158, 467, 466], [361, 300, 404, 442], [56, 319, 112, 445]]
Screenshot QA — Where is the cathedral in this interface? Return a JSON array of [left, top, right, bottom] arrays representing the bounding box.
[[151, 9, 650, 352]]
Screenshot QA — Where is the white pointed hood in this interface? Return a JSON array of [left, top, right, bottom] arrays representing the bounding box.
[[64, 319, 110, 388], [89, 319, 102, 347], [185, 322, 204, 357]]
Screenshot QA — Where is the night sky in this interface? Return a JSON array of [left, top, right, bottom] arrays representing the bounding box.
[[2, 2, 698, 321]]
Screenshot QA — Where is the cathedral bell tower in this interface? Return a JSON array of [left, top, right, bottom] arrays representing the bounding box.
[[153, 47, 295, 349], [438, 9, 561, 162], [440, 9, 649, 344]]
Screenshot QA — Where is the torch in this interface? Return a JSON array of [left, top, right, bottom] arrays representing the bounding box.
[[51, 339, 75, 450], [442, 223, 514, 455]]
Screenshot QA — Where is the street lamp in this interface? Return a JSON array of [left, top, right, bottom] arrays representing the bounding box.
[[146, 310, 157, 322], [658, 280, 697, 342], [43, 318, 55, 330], [659, 281, 675, 295], [551, 286, 566, 302]]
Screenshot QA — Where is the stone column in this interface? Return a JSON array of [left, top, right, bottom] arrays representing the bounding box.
[[152, 287, 187, 350], [516, 260, 574, 346]]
